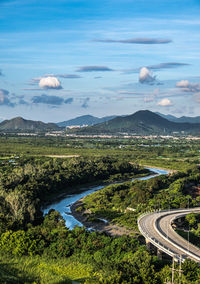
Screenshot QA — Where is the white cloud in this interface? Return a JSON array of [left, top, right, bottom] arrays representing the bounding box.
[[157, 98, 173, 106], [139, 67, 156, 84], [176, 80, 189, 88], [176, 80, 200, 92], [39, 76, 62, 90]]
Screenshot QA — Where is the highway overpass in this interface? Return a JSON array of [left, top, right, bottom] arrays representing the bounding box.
[[138, 208, 200, 262]]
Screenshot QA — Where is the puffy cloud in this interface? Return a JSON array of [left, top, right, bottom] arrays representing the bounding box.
[[77, 66, 113, 72], [157, 98, 173, 106], [39, 76, 62, 90], [176, 80, 190, 88], [81, 97, 90, 108], [139, 67, 156, 84], [0, 89, 15, 107], [32, 94, 64, 105], [94, 38, 172, 44], [64, 98, 73, 104], [176, 80, 200, 92], [30, 74, 81, 86]]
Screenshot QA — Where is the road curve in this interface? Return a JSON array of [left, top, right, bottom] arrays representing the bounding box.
[[138, 208, 200, 262]]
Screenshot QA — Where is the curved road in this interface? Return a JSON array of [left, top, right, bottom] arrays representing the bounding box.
[[138, 208, 200, 262]]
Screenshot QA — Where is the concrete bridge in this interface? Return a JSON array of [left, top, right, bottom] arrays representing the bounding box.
[[138, 208, 200, 263]]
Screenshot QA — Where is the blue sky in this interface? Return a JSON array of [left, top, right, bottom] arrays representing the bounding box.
[[0, 0, 200, 122]]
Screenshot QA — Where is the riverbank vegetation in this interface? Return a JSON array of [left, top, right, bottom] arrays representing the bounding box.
[[0, 155, 145, 234], [82, 165, 200, 230]]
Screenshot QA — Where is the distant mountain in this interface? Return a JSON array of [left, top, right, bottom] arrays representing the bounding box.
[[156, 112, 200, 124], [0, 117, 60, 132], [73, 110, 200, 135], [155, 112, 178, 121], [57, 115, 117, 127]]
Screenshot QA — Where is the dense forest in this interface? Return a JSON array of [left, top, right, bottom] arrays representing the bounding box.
[[0, 155, 145, 234]]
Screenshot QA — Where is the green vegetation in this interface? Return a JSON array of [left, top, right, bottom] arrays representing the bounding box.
[[0, 135, 200, 171], [0, 116, 60, 132], [176, 213, 200, 249], [1, 210, 196, 284], [1, 210, 200, 283], [0, 154, 144, 233], [82, 166, 200, 230], [1, 135, 200, 283]]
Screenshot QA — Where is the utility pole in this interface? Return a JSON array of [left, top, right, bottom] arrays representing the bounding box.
[[171, 255, 183, 284], [172, 256, 175, 284], [178, 255, 183, 283], [188, 197, 190, 253]]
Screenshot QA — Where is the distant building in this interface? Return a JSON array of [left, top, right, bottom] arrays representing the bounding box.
[[66, 125, 88, 129]]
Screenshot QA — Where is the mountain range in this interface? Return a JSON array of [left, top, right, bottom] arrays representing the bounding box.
[[156, 112, 200, 124], [73, 110, 200, 135], [57, 115, 117, 127], [1, 111, 200, 135]]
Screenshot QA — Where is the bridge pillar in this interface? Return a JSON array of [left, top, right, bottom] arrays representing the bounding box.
[[157, 249, 163, 260], [145, 239, 152, 251]]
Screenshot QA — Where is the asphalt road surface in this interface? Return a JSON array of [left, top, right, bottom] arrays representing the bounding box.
[[138, 208, 200, 262]]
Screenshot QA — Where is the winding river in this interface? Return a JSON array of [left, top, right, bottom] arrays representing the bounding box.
[[43, 167, 170, 229]]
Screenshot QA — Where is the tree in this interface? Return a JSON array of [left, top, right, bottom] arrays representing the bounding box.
[[182, 259, 200, 281]]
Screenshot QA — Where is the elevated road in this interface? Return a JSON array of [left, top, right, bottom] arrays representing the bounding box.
[[138, 208, 200, 262]]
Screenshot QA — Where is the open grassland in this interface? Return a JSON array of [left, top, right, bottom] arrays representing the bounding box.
[[0, 254, 94, 283]]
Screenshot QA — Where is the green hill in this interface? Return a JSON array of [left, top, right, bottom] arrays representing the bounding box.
[[57, 115, 117, 127], [0, 117, 60, 132]]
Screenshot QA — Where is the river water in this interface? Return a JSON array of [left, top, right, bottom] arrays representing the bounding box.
[[43, 167, 170, 229]]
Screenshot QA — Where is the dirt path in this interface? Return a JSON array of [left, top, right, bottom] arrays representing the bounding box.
[[45, 155, 80, 158], [141, 164, 176, 174], [71, 199, 136, 237]]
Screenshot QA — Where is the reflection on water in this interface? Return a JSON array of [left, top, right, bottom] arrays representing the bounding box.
[[43, 167, 170, 229]]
